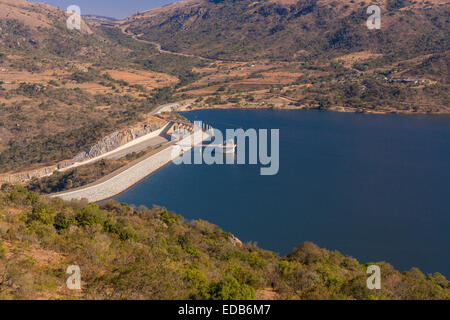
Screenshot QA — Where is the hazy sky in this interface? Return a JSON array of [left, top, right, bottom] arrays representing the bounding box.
[[34, 0, 177, 19]]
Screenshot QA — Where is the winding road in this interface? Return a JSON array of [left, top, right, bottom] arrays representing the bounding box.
[[118, 23, 246, 63], [51, 130, 209, 202], [119, 24, 213, 61]]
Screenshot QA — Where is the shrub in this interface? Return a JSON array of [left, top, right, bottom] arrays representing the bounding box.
[[28, 204, 54, 225], [70, 71, 95, 83], [160, 210, 179, 226], [0, 241, 5, 259], [288, 242, 325, 264], [183, 264, 210, 299], [48, 80, 59, 87], [209, 276, 256, 300], [0, 188, 447, 300], [104, 220, 136, 240], [279, 260, 296, 278], [75, 203, 107, 227], [54, 209, 75, 230]]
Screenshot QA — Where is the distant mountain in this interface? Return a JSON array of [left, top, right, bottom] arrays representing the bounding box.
[[0, 0, 134, 66], [83, 15, 119, 25], [122, 0, 449, 62], [0, 0, 448, 175], [83, 15, 119, 21], [0, 0, 187, 174]]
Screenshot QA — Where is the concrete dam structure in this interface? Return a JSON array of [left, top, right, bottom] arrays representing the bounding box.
[[51, 127, 211, 203]]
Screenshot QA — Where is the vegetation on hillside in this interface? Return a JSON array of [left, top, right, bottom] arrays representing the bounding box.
[[26, 151, 147, 194], [0, 0, 449, 176], [287, 63, 449, 112], [125, 0, 449, 62], [0, 185, 448, 300], [0, 1, 205, 174], [122, 0, 449, 114]]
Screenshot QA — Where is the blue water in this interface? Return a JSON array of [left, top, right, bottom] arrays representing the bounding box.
[[114, 109, 450, 277]]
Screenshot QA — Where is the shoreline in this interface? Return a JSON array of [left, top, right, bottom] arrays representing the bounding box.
[[47, 107, 450, 202], [50, 141, 177, 201], [177, 104, 450, 116], [8, 106, 450, 202], [51, 130, 210, 203]]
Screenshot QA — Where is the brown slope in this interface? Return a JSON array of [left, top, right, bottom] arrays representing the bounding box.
[[121, 0, 449, 62], [0, 0, 92, 34]]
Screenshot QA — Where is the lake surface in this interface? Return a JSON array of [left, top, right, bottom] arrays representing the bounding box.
[[114, 109, 450, 277]]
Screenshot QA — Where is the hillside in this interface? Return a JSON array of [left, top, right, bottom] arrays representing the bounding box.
[[0, 184, 448, 299], [118, 0, 449, 114], [0, 0, 448, 183], [122, 0, 449, 62], [0, 0, 204, 175]]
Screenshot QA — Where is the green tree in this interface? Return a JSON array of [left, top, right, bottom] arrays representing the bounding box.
[[28, 204, 53, 225], [209, 276, 256, 300]]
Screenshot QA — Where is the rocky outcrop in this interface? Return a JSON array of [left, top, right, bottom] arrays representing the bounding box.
[[229, 235, 243, 247], [0, 165, 57, 185], [1, 117, 167, 183], [52, 129, 209, 202], [58, 119, 166, 169]]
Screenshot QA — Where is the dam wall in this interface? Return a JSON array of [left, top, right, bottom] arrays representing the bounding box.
[[51, 130, 209, 202], [0, 165, 57, 185], [59, 120, 166, 170], [59, 123, 170, 171], [0, 119, 167, 185]]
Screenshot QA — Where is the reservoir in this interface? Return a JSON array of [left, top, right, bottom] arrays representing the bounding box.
[[114, 109, 450, 277]]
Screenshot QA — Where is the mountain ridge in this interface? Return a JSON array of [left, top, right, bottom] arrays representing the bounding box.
[[0, 0, 449, 177], [121, 0, 449, 62]]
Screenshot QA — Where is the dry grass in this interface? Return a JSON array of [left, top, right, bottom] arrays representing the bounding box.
[[105, 69, 178, 90], [2, 241, 64, 267], [334, 52, 383, 69], [0, 0, 92, 34], [0, 67, 66, 83]]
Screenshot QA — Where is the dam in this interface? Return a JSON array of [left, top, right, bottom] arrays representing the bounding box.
[[51, 121, 213, 202]]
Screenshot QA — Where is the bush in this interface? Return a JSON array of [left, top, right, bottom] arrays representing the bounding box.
[[48, 80, 59, 87], [288, 242, 328, 264], [0, 188, 447, 300], [104, 220, 135, 240], [28, 204, 53, 225], [0, 241, 5, 259], [160, 210, 179, 226], [183, 264, 211, 299], [209, 276, 256, 300], [54, 209, 75, 230], [70, 71, 95, 83], [75, 203, 107, 227]]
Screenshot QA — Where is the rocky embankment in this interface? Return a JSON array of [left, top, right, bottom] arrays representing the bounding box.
[[59, 118, 166, 169], [0, 117, 166, 185], [52, 129, 209, 202], [0, 166, 57, 185]]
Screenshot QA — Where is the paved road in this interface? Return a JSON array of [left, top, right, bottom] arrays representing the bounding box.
[[119, 24, 247, 63], [150, 102, 181, 115], [105, 103, 183, 161], [119, 24, 213, 61], [105, 136, 169, 160], [52, 130, 208, 202]]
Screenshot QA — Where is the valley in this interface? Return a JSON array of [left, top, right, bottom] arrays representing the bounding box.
[[0, 0, 448, 301], [1, 0, 449, 181]]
